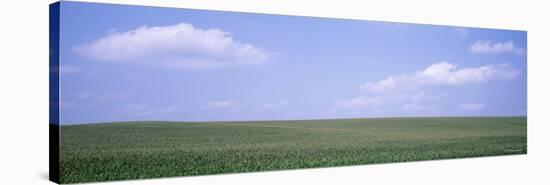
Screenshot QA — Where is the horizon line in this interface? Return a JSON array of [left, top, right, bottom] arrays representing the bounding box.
[[56, 114, 527, 126]]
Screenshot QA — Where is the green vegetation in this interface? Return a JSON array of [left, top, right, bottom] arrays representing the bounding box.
[[60, 117, 526, 183]]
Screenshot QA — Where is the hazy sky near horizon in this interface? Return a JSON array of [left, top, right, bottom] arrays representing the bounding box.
[[57, 1, 527, 124]]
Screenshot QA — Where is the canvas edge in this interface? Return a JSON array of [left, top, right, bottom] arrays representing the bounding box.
[[49, 1, 61, 184]]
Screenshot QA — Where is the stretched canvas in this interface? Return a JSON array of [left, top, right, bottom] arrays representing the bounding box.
[[50, 1, 527, 184]]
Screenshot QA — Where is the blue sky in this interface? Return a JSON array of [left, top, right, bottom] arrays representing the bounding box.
[[57, 1, 527, 124]]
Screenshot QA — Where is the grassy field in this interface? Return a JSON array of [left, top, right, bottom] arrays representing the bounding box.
[[59, 116, 526, 183]]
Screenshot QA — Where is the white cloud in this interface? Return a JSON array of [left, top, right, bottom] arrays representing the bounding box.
[[360, 62, 520, 93], [469, 40, 525, 55], [262, 100, 289, 109], [59, 64, 81, 75], [334, 91, 443, 112], [459, 103, 487, 111], [412, 91, 445, 103], [335, 95, 404, 109], [203, 100, 243, 110], [335, 96, 381, 109], [334, 61, 520, 116], [73, 22, 269, 69]]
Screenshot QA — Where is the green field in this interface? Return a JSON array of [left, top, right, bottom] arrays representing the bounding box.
[[59, 116, 526, 183]]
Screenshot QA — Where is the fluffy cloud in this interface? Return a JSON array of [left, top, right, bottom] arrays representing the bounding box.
[[335, 91, 442, 111], [335, 96, 381, 109], [469, 40, 525, 55], [73, 23, 269, 69], [360, 62, 520, 93], [334, 61, 521, 116], [412, 91, 445, 103], [335, 95, 404, 109], [459, 103, 486, 111]]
